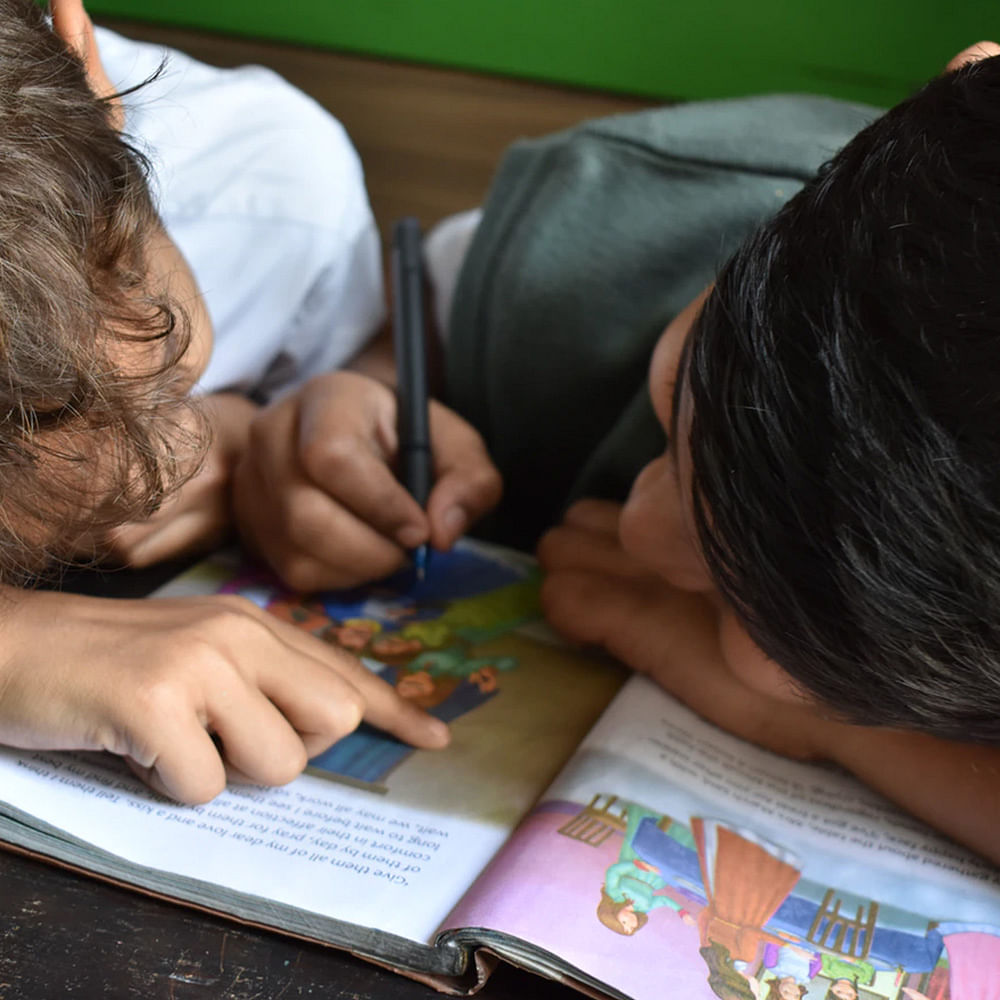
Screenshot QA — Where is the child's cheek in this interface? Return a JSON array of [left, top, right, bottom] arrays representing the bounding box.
[[619, 457, 712, 592]]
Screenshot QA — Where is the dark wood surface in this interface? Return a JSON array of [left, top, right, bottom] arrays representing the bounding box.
[[0, 848, 564, 999]]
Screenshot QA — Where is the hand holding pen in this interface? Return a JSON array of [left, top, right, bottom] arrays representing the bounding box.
[[228, 224, 502, 592]]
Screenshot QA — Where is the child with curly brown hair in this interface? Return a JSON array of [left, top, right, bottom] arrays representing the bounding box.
[[0, 0, 450, 804]]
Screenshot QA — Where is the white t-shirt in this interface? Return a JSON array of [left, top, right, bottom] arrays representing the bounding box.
[[97, 27, 385, 400]]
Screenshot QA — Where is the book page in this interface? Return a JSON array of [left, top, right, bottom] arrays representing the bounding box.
[[445, 676, 1000, 1000], [0, 542, 625, 948], [4, 749, 488, 943]]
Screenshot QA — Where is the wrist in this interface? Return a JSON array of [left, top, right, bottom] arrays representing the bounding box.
[[201, 392, 259, 467]]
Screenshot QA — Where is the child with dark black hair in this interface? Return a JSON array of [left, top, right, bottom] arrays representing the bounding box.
[[248, 42, 1000, 863]]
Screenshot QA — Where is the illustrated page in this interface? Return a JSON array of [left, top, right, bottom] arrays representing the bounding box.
[[444, 676, 1000, 1000], [0, 542, 625, 945]]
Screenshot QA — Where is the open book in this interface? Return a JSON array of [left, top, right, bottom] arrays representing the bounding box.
[[2, 539, 1000, 1000]]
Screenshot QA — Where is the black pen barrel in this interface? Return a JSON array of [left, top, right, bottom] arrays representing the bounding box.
[[392, 216, 432, 505]]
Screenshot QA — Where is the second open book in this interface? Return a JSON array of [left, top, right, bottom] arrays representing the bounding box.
[[0, 540, 999, 999]]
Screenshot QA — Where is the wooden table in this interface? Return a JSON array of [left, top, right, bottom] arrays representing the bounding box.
[[0, 848, 568, 999]]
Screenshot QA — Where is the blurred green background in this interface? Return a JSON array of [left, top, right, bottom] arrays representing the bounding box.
[[87, 1, 997, 108]]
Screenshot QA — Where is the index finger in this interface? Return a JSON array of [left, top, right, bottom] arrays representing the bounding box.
[[257, 610, 451, 750], [307, 441, 431, 551]]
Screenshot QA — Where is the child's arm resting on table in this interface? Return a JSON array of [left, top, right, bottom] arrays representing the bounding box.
[[0, 586, 449, 803], [538, 499, 1000, 866]]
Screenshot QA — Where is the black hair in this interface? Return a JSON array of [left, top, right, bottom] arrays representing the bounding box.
[[687, 55, 1000, 740]]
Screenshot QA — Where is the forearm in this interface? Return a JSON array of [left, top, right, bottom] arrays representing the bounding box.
[[826, 724, 1000, 864], [345, 313, 445, 395], [201, 391, 259, 465], [345, 324, 397, 386]]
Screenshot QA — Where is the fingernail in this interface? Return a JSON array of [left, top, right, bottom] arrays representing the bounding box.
[[396, 524, 425, 548], [441, 506, 467, 538]]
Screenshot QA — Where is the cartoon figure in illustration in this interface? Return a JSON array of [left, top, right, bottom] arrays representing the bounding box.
[[700, 942, 759, 1000], [759, 941, 821, 990], [328, 617, 382, 652], [260, 594, 330, 634], [369, 633, 424, 662], [824, 978, 858, 1000], [764, 977, 808, 1000], [596, 801, 696, 935]]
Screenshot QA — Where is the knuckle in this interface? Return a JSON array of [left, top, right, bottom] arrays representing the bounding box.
[[539, 569, 589, 622], [183, 772, 227, 805], [123, 545, 156, 569], [332, 691, 365, 736], [299, 434, 356, 479], [472, 466, 504, 507], [267, 745, 309, 786], [277, 556, 327, 594], [301, 370, 344, 398], [565, 498, 606, 522], [536, 526, 570, 569], [313, 687, 365, 741], [170, 597, 265, 655], [246, 412, 276, 452], [451, 422, 491, 460], [130, 669, 190, 724], [538, 572, 564, 618], [193, 450, 229, 491], [283, 491, 332, 548], [203, 593, 259, 626]]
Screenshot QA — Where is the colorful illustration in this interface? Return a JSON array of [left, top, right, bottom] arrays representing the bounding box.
[[441, 791, 987, 1000], [218, 544, 540, 790]]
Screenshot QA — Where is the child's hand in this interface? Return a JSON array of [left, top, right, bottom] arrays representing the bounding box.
[[231, 371, 502, 591], [537, 500, 834, 761], [0, 587, 449, 803], [88, 393, 258, 569]]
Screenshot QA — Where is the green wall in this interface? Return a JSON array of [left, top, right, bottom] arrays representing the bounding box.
[[87, 1, 998, 108]]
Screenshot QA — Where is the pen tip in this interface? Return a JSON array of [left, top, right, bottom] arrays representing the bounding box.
[[414, 545, 428, 582]]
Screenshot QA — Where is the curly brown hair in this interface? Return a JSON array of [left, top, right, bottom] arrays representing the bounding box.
[[0, 0, 205, 582]]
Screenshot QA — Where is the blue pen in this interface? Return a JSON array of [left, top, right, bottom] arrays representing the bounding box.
[[391, 217, 432, 580]]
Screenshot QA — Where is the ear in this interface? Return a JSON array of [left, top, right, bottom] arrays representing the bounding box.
[[51, 0, 123, 129], [717, 607, 811, 705], [946, 41, 1000, 73]]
